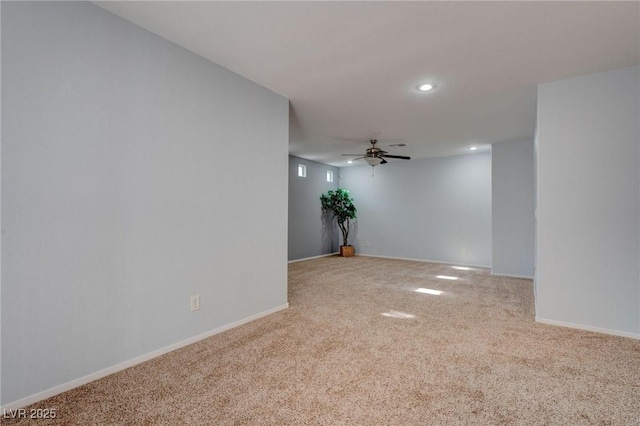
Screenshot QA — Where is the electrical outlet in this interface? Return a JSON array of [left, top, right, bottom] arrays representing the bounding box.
[[190, 295, 200, 312]]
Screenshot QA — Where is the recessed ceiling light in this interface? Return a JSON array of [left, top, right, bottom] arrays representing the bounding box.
[[469, 146, 478, 151], [347, 160, 353, 164], [417, 83, 436, 92]]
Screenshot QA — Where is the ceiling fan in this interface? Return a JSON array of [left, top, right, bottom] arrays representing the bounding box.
[[342, 139, 411, 167]]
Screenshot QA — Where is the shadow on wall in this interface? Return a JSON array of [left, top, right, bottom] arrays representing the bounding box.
[[321, 209, 337, 253], [321, 211, 360, 253], [350, 220, 359, 249]]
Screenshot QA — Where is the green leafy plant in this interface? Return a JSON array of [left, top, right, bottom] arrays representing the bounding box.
[[320, 188, 357, 247]]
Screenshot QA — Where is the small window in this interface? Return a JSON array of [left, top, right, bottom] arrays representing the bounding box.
[[326, 170, 334, 183], [297, 164, 307, 178]]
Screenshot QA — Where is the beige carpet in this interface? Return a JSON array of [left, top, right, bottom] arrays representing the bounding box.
[[6, 256, 640, 425]]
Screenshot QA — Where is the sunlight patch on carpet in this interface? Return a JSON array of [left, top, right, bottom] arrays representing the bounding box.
[[381, 310, 416, 319], [436, 275, 458, 280], [451, 266, 473, 271], [414, 288, 443, 295]]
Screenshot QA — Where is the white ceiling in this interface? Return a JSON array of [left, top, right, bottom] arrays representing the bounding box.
[[95, 1, 639, 167]]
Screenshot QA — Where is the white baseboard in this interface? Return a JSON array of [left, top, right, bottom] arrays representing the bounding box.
[[535, 317, 640, 340], [2, 303, 289, 411], [491, 271, 534, 280], [357, 253, 491, 269], [288, 252, 338, 263]]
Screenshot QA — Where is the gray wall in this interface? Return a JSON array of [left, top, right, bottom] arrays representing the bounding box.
[[1, 2, 289, 405], [288, 156, 339, 261], [536, 65, 639, 336], [491, 139, 535, 278], [339, 153, 492, 267]]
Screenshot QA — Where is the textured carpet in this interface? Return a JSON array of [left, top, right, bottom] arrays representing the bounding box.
[[5, 256, 640, 425]]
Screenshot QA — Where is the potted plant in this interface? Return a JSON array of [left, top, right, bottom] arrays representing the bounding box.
[[320, 188, 357, 257]]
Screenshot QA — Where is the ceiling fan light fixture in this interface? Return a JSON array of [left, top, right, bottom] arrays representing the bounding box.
[[417, 82, 436, 92], [365, 157, 383, 167]]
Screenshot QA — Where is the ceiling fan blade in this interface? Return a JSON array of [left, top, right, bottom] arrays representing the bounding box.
[[382, 154, 411, 160], [380, 158, 388, 164]]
